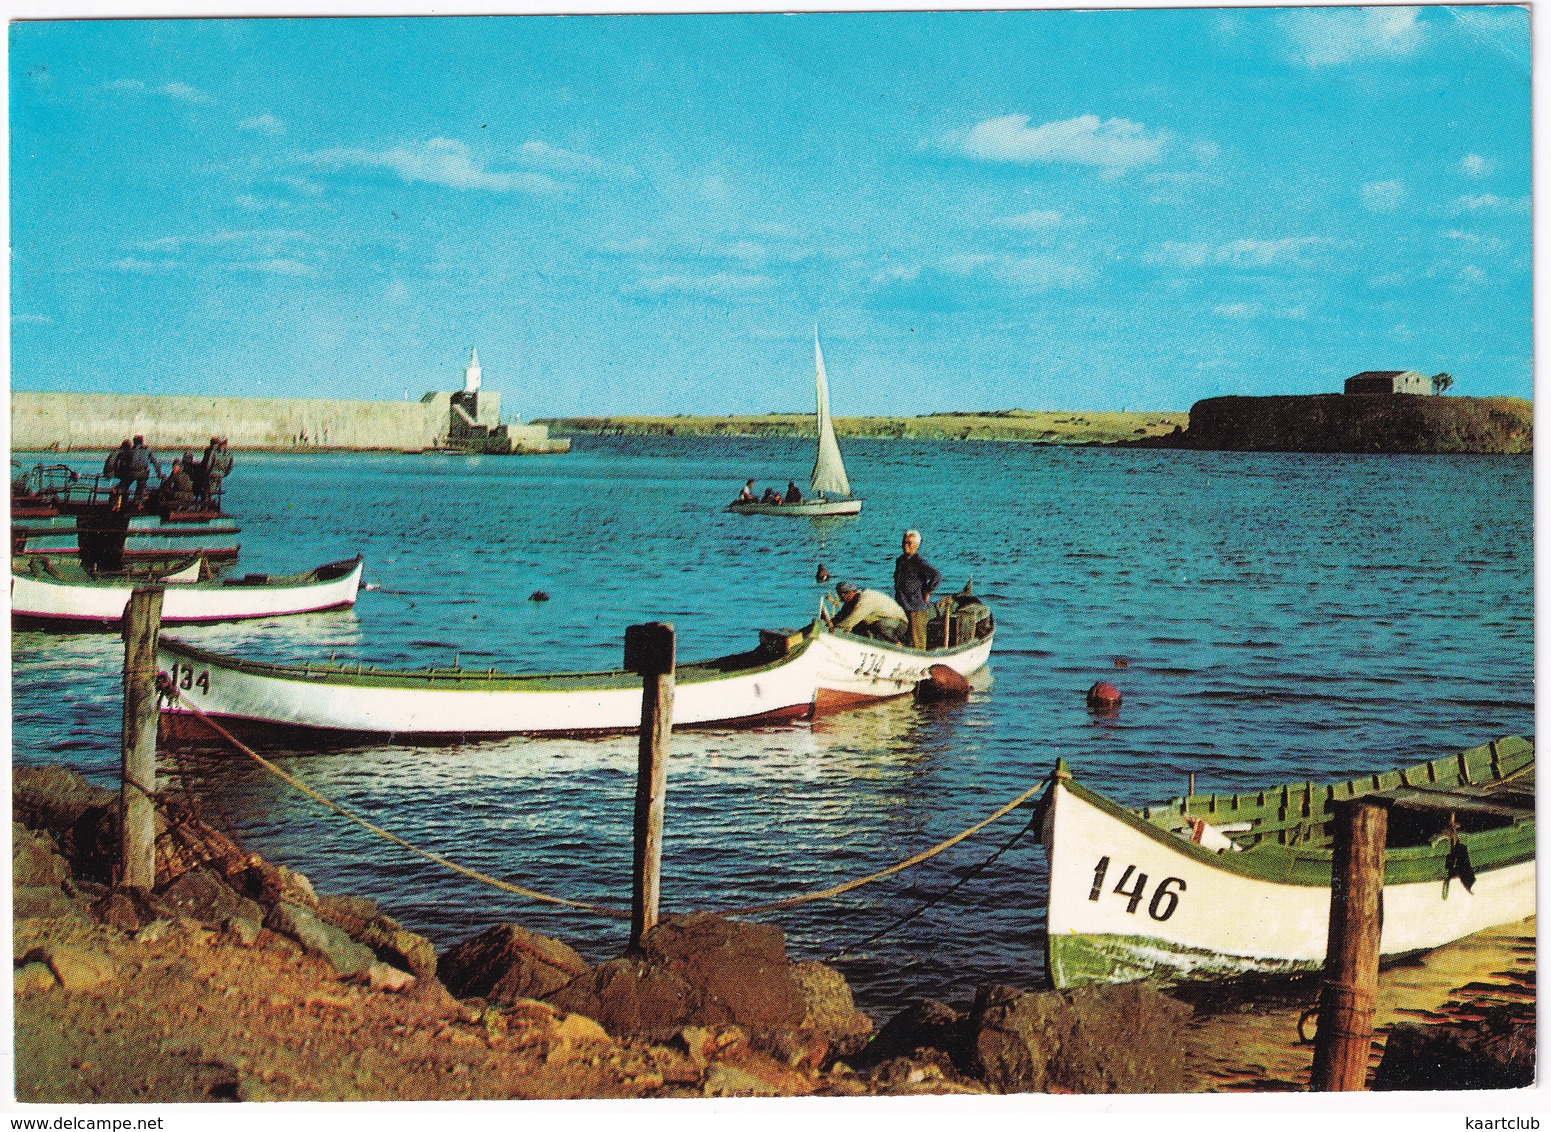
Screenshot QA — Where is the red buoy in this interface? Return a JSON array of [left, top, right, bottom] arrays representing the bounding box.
[[1086, 681, 1122, 713], [916, 663, 972, 703]]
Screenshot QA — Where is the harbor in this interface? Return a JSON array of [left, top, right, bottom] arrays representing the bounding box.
[[10, 433, 1534, 1098]]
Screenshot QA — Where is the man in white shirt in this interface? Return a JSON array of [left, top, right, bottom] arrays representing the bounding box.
[[831, 580, 909, 643]]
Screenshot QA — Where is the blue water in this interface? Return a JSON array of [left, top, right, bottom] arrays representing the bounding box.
[[10, 438, 1535, 1012]]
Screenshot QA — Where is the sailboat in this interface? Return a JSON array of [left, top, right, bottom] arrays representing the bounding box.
[[728, 331, 863, 517]]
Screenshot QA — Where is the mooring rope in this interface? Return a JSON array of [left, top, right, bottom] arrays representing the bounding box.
[[158, 674, 1050, 924], [158, 676, 633, 919]]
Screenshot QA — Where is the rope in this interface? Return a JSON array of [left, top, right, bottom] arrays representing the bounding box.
[[158, 676, 632, 920], [716, 776, 1049, 915], [158, 674, 1052, 925], [825, 805, 1039, 962]]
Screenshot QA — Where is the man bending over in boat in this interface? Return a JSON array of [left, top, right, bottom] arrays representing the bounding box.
[[831, 580, 909, 643], [895, 528, 942, 650]]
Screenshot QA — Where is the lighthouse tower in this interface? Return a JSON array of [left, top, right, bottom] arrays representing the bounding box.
[[463, 348, 482, 393]]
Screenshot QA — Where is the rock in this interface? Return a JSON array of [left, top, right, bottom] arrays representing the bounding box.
[[702, 1063, 782, 1098], [159, 867, 264, 928], [915, 664, 972, 703], [359, 920, 438, 980], [789, 960, 873, 1052], [555, 1012, 612, 1047], [362, 962, 417, 993], [91, 888, 163, 931], [547, 957, 697, 1044], [264, 901, 375, 977], [223, 915, 263, 946], [276, 866, 317, 907], [766, 1027, 829, 1072], [13, 961, 58, 993], [966, 982, 1189, 1094], [313, 893, 379, 937], [1373, 1005, 1535, 1091], [853, 998, 966, 1070], [14, 885, 84, 921], [440, 923, 591, 1003], [639, 913, 807, 1036], [12, 825, 70, 887], [24, 945, 119, 991], [133, 919, 175, 945]]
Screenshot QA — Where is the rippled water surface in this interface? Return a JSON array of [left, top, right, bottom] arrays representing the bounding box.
[[11, 438, 1534, 1012]]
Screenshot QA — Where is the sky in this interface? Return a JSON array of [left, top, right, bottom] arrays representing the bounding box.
[[8, 5, 1533, 417]]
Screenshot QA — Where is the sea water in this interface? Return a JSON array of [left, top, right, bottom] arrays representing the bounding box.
[[10, 438, 1534, 1011]]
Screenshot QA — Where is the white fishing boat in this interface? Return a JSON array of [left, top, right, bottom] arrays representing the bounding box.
[[12, 555, 364, 628], [1039, 736, 1535, 988], [728, 331, 862, 517], [157, 598, 994, 743]]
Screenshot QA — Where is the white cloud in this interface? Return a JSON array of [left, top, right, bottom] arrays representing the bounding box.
[[625, 272, 770, 296], [1460, 153, 1495, 177], [1281, 7, 1425, 67], [942, 251, 1093, 291], [1361, 180, 1408, 211], [104, 79, 212, 103], [994, 209, 1064, 230], [242, 258, 315, 276], [1149, 236, 1329, 269], [518, 140, 636, 180], [1456, 264, 1486, 285], [953, 113, 1167, 173], [1452, 193, 1530, 213], [12, 313, 53, 325], [306, 138, 563, 193], [162, 81, 211, 104], [240, 113, 286, 136], [110, 257, 182, 273]]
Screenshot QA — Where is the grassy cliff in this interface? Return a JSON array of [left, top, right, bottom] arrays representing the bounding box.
[[1169, 395, 1532, 455], [537, 409, 1189, 445]]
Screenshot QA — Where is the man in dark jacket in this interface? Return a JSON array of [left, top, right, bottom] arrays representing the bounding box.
[[127, 435, 162, 504], [894, 528, 942, 650]]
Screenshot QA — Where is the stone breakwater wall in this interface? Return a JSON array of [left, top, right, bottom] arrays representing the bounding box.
[[11, 391, 569, 454], [12, 391, 447, 452]]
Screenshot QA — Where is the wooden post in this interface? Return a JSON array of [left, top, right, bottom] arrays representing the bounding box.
[[121, 586, 165, 890], [624, 622, 675, 950], [1310, 798, 1388, 1091]]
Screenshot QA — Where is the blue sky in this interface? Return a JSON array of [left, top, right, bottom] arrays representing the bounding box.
[[9, 7, 1532, 416]]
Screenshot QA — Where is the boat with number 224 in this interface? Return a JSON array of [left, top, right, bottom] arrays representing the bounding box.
[[158, 598, 994, 743]]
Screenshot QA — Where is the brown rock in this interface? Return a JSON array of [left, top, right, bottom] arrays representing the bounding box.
[[159, 867, 264, 928], [547, 957, 697, 1043], [362, 962, 417, 994], [853, 998, 965, 1070], [12, 825, 70, 887], [639, 913, 807, 1036], [440, 923, 591, 1003], [14, 885, 85, 921], [789, 960, 873, 1052], [966, 982, 1189, 1094], [25, 945, 120, 991], [359, 921, 438, 980], [13, 961, 58, 993], [1374, 1005, 1535, 1091]]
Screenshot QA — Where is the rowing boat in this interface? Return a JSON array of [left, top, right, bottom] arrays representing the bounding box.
[[1039, 736, 1535, 988], [12, 555, 364, 628], [157, 604, 995, 743]]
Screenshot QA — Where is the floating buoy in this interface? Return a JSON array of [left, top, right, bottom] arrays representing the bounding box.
[[815, 563, 830, 583], [529, 590, 550, 602], [1086, 681, 1122, 713], [1113, 656, 1129, 669], [916, 663, 971, 703]]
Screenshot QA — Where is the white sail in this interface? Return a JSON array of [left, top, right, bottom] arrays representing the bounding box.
[[810, 331, 851, 498]]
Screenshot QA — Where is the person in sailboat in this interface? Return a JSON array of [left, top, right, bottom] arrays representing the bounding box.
[[895, 528, 943, 650], [831, 580, 908, 643], [785, 480, 803, 504], [735, 479, 757, 503], [761, 487, 784, 505]]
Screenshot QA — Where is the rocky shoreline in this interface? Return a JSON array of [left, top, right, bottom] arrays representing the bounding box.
[[13, 764, 1535, 1101]]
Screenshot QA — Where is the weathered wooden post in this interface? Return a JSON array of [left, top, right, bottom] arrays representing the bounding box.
[[121, 586, 165, 890], [1310, 797, 1388, 1091], [624, 622, 674, 950]]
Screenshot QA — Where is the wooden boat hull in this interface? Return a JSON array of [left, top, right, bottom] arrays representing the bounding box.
[[727, 498, 862, 517], [1041, 738, 1536, 988], [12, 556, 364, 627], [157, 623, 993, 743]]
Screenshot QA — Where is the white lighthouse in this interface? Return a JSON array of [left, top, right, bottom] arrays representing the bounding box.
[[463, 348, 482, 393]]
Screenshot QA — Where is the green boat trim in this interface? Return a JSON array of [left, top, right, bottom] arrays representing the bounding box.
[[160, 627, 820, 693], [1043, 736, 1534, 888]]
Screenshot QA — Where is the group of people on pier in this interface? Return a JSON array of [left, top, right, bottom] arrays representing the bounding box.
[[103, 435, 234, 510]]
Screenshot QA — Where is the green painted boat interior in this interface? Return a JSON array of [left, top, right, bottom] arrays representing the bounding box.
[[1049, 737, 1534, 887], [1047, 930, 1319, 989], [159, 628, 820, 692]]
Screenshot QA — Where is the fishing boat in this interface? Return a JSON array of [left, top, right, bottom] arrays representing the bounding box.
[[1039, 736, 1535, 988], [728, 331, 862, 517], [157, 597, 994, 743], [12, 512, 242, 564], [12, 555, 364, 628]]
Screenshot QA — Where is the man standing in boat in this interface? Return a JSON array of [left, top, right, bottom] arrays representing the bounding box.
[[894, 528, 942, 651]]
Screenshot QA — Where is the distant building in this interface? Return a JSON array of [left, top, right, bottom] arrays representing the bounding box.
[[1343, 370, 1438, 396]]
